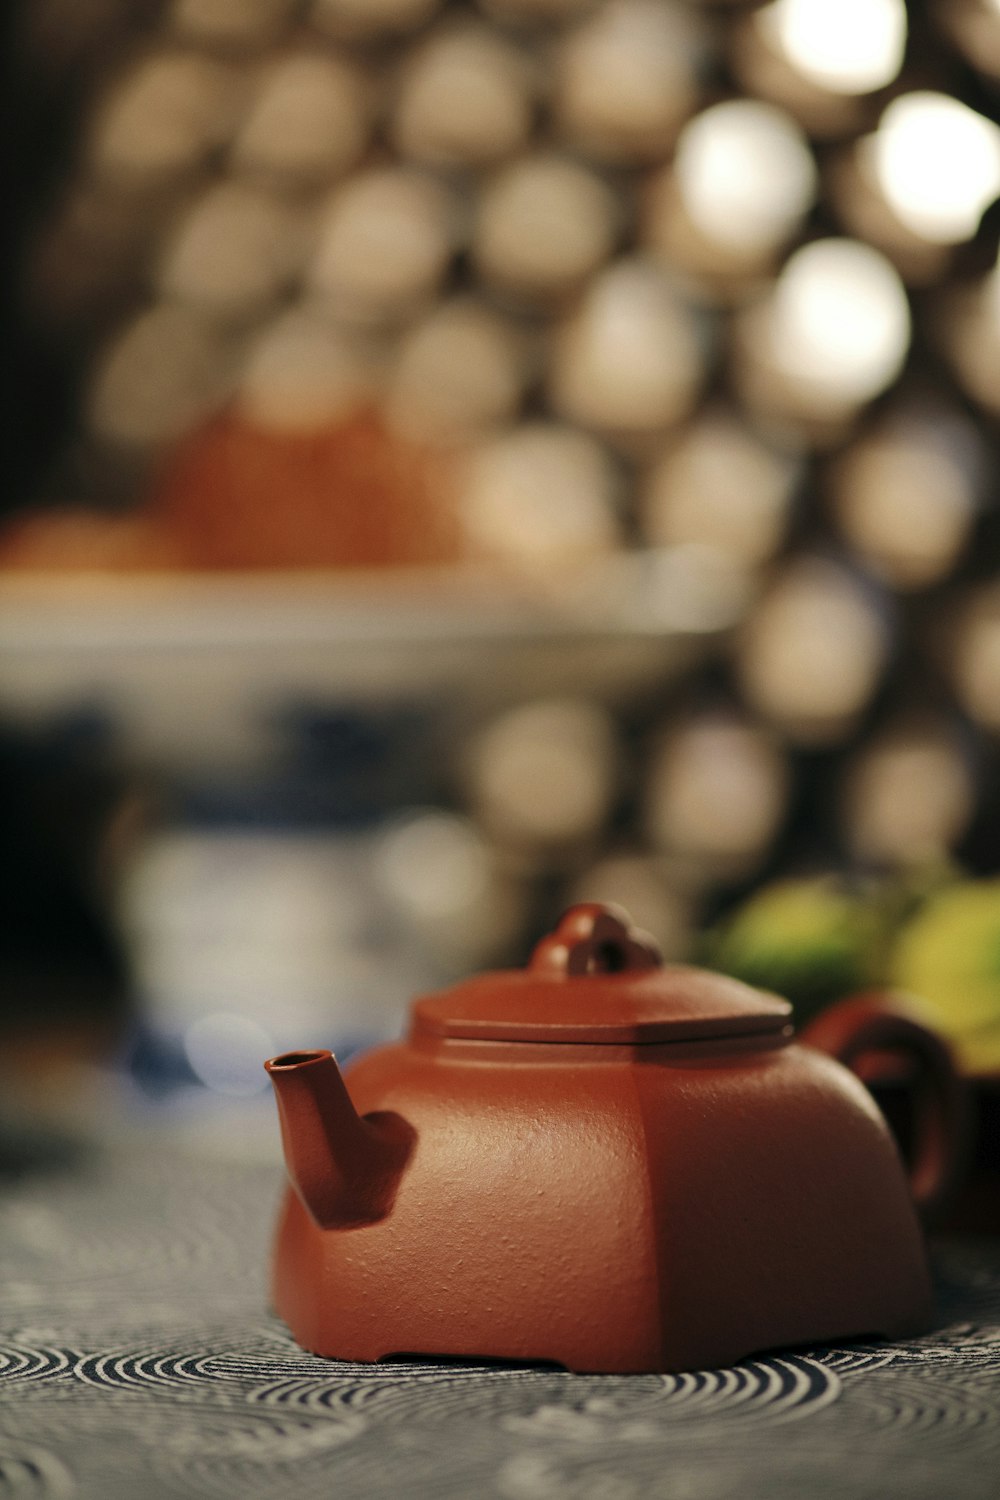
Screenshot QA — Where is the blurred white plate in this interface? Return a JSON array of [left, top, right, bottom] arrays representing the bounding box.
[[0, 550, 744, 771]]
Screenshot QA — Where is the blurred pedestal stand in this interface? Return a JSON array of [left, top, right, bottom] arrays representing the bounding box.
[[0, 556, 739, 1130]]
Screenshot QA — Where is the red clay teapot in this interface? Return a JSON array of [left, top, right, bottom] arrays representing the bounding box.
[[265, 903, 964, 1373]]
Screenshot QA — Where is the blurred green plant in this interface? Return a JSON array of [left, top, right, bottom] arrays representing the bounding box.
[[704, 876, 890, 1024], [706, 867, 1000, 1074], [892, 879, 1000, 1074]]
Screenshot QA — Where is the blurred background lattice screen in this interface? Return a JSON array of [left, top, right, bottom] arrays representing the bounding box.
[[7, 0, 1000, 1105]]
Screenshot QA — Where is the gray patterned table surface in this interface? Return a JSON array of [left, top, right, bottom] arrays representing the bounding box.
[[1, 1139, 999, 1500]]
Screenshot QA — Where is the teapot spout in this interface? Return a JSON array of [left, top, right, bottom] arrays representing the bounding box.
[[265, 1050, 413, 1228]]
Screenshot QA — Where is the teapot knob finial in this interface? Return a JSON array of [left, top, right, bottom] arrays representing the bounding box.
[[530, 903, 662, 977]]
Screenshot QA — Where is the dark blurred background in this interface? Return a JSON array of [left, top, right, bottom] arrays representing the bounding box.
[[5, 0, 1000, 1133]]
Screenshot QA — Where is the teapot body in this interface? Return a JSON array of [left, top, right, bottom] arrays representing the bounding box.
[[270, 1022, 931, 1373]]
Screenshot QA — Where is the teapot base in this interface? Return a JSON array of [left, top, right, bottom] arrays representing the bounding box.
[[272, 1170, 932, 1374]]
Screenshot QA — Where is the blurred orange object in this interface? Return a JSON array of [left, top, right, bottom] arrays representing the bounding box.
[[151, 404, 463, 569], [0, 509, 191, 571], [0, 407, 464, 573]]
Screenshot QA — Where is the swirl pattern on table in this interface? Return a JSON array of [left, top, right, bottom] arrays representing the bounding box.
[[0, 1345, 75, 1389], [1, 1142, 999, 1500]]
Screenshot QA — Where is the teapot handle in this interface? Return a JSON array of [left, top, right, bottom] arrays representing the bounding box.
[[801, 993, 969, 1223]]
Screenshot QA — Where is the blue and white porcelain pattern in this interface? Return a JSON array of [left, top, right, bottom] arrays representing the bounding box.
[[1, 1145, 998, 1500]]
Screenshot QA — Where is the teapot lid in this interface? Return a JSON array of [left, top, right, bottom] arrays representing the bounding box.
[[412, 904, 791, 1046]]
